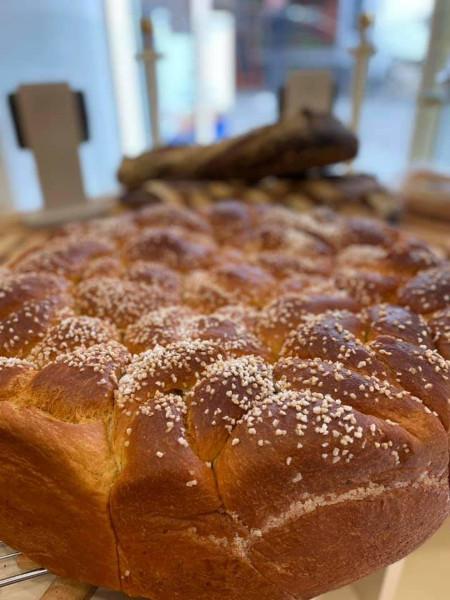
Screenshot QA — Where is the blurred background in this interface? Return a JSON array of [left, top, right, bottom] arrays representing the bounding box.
[[0, 0, 449, 213]]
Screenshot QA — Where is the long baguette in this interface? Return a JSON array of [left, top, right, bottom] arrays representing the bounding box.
[[118, 110, 358, 188]]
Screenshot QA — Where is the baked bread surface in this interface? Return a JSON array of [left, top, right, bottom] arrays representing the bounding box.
[[0, 201, 449, 599]]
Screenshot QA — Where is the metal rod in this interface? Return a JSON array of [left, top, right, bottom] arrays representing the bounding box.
[[0, 550, 21, 560], [0, 567, 49, 588]]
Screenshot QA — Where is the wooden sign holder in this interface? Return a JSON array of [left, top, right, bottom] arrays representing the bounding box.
[[8, 83, 114, 227], [280, 69, 335, 118], [349, 13, 375, 135]]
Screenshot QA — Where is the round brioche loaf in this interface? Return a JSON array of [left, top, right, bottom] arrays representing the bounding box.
[[0, 200, 449, 600]]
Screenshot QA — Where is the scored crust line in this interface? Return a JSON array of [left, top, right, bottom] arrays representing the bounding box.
[[220, 473, 448, 559]]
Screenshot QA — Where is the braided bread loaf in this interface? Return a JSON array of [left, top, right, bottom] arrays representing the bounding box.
[[0, 201, 449, 600], [118, 111, 358, 189]]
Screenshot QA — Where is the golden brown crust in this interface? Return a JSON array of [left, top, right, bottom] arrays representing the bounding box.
[[429, 307, 450, 359], [0, 200, 449, 600], [365, 304, 433, 347], [125, 227, 215, 271], [126, 260, 182, 294], [75, 276, 179, 329], [0, 401, 119, 589], [12, 237, 114, 280], [29, 342, 130, 422], [0, 357, 35, 400], [135, 203, 212, 234], [29, 315, 120, 367], [249, 479, 448, 599], [369, 336, 450, 429], [0, 272, 72, 357], [398, 265, 450, 313]]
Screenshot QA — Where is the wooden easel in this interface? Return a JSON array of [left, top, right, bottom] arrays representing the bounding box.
[[137, 18, 163, 148]]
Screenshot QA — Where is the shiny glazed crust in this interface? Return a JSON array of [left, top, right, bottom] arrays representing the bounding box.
[[0, 201, 449, 600]]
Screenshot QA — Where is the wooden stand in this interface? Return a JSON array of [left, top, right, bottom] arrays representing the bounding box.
[[137, 18, 162, 148], [349, 13, 375, 135], [12, 83, 86, 211], [8, 83, 114, 226]]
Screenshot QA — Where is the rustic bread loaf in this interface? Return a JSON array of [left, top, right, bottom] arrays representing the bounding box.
[[118, 111, 358, 189], [0, 200, 449, 600]]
